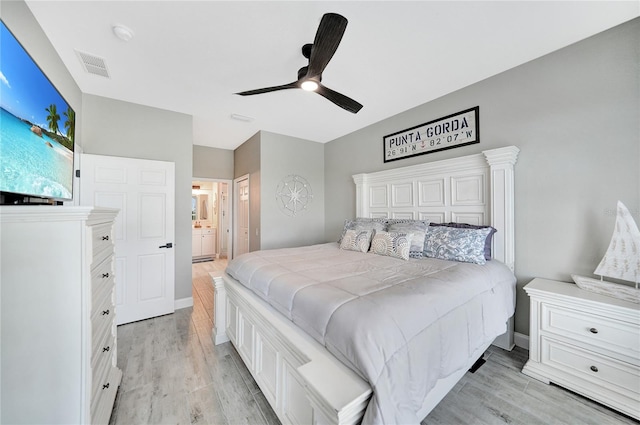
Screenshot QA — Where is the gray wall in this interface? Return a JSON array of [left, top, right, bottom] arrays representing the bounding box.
[[81, 95, 194, 301], [260, 132, 325, 250], [234, 132, 261, 252], [193, 145, 234, 180], [324, 18, 640, 336], [233, 131, 326, 251]]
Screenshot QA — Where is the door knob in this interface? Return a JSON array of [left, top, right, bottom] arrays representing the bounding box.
[[159, 242, 173, 249]]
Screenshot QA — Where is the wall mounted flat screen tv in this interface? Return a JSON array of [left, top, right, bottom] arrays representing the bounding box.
[[0, 20, 75, 204]]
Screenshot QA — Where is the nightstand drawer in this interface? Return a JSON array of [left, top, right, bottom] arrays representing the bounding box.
[[541, 337, 640, 396], [541, 303, 640, 361]]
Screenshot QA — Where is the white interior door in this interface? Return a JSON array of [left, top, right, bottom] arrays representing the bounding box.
[[80, 153, 175, 325], [234, 176, 249, 257], [219, 182, 230, 258]]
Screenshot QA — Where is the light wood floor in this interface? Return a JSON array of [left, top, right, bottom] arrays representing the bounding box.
[[109, 260, 637, 425]]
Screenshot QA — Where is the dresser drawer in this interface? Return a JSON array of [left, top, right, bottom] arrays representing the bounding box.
[[91, 324, 114, 371], [92, 290, 114, 340], [541, 303, 640, 362], [91, 352, 113, 415], [541, 337, 640, 396], [91, 256, 114, 304], [91, 223, 114, 265], [91, 363, 121, 425]]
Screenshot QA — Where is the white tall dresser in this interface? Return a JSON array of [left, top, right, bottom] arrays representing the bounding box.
[[0, 206, 121, 424]]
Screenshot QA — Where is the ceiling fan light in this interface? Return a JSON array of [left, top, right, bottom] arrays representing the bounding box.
[[301, 80, 319, 91]]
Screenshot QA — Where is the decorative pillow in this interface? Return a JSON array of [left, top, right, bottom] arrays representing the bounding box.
[[339, 229, 373, 253], [423, 226, 492, 265], [338, 217, 387, 243], [370, 231, 413, 261], [429, 222, 497, 260], [386, 219, 430, 226], [387, 220, 429, 259]]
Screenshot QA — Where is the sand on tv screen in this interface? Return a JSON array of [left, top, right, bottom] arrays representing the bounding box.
[[0, 20, 75, 202]]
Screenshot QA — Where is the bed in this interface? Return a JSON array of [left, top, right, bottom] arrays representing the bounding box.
[[211, 146, 520, 424]]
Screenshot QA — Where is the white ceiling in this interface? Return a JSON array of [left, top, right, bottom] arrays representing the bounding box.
[[25, 1, 639, 150]]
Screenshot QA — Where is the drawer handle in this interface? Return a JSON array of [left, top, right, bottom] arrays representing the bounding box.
[[589, 328, 598, 334], [102, 273, 110, 278], [103, 346, 110, 352], [102, 309, 110, 316], [102, 235, 109, 241], [102, 383, 110, 390], [590, 365, 599, 373]]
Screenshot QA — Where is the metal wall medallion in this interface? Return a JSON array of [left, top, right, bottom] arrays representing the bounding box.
[[276, 175, 313, 216]]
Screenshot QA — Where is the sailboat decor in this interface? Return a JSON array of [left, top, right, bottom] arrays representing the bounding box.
[[572, 201, 640, 303]]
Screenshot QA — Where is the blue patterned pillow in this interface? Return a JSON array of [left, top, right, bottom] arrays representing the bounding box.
[[429, 222, 496, 260], [423, 226, 492, 265], [387, 220, 429, 259], [370, 231, 413, 260], [338, 217, 387, 243], [340, 229, 373, 253]]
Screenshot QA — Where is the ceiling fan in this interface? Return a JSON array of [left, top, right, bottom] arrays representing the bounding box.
[[235, 13, 363, 114]]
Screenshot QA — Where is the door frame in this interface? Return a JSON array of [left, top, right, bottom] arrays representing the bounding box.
[[233, 174, 250, 259], [191, 177, 233, 259]]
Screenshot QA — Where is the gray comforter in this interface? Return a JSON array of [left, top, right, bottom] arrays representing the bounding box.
[[226, 243, 516, 424]]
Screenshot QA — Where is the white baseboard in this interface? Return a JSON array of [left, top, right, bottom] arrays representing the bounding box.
[[175, 297, 194, 310], [514, 332, 529, 350]]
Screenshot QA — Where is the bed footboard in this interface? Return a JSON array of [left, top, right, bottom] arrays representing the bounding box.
[[211, 273, 372, 425]]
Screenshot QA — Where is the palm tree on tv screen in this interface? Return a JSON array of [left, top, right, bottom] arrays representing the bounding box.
[[45, 104, 60, 135], [64, 107, 75, 143]]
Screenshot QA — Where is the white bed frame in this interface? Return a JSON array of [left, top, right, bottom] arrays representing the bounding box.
[[212, 146, 520, 425]]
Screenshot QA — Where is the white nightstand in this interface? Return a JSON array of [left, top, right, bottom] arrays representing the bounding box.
[[522, 278, 640, 420]]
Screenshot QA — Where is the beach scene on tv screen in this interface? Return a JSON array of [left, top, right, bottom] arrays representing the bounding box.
[[0, 22, 74, 200]]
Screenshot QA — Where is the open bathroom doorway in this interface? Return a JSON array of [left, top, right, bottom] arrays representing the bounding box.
[[191, 178, 232, 263]]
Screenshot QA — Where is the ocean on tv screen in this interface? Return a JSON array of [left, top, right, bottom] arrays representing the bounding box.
[[0, 107, 73, 199]]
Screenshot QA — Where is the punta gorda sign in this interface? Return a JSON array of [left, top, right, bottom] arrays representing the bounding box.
[[383, 106, 479, 162]]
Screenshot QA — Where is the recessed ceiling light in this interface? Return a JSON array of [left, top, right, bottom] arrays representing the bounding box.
[[112, 25, 135, 42]]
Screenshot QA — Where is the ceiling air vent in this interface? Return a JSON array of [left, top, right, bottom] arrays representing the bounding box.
[[75, 50, 110, 78]]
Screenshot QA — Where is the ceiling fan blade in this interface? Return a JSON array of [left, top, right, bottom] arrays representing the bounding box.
[[236, 81, 299, 96], [306, 13, 348, 78], [316, 84, 363, 114]]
